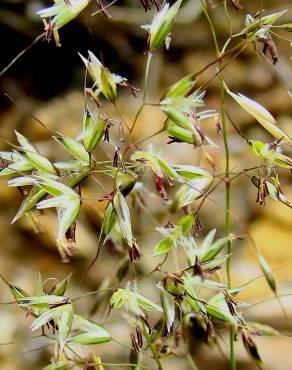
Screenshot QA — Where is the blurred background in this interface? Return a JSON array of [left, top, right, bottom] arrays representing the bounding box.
[[0, 0, 291, 369]]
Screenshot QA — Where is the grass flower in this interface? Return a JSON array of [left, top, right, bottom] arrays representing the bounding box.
[[37, 0, 89, 46]]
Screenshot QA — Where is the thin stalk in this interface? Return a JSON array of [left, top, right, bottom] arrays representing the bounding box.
[[187, 354, 199, 370], [223, 0, 232, 37], [21, 343, 54, 355], [111, 337, 134, 350], [259, 0, 264, 23], [143, 52, 153, 103], [238, 262, 291, 289], [198, 1, 235, 369], [139, 254, 168, 282], [172, 247, 180, 272], [114, 102, 131, 132], [133, 126, 165, 146], [0, 33, 45, 77], [83, 362, 153, 369], [72, 286, 117, 301], [229, 330, 236, 370], [201, 44, 247, 91], [268, 30, 292, 44], [130, 52, 153, 134], [66, 345, 84, 361], [198, 0, 232, 285], [91, 0, 119, 16], [276, 294, 292, 331], [142, 321, 163, 370], [245, 293, 292, 311], [0, 334, 43, 346]]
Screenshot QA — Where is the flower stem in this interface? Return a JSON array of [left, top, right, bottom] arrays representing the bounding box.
[[0, 32, 45, 78], [198, 1, 235, 369], [143, 52, 153, 103], [187, 354, 199, 370], [142, 321, 163, 370], [132, 126, 165, 146], [130, 104, 145, 135], [130, 52, 153, 135]]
